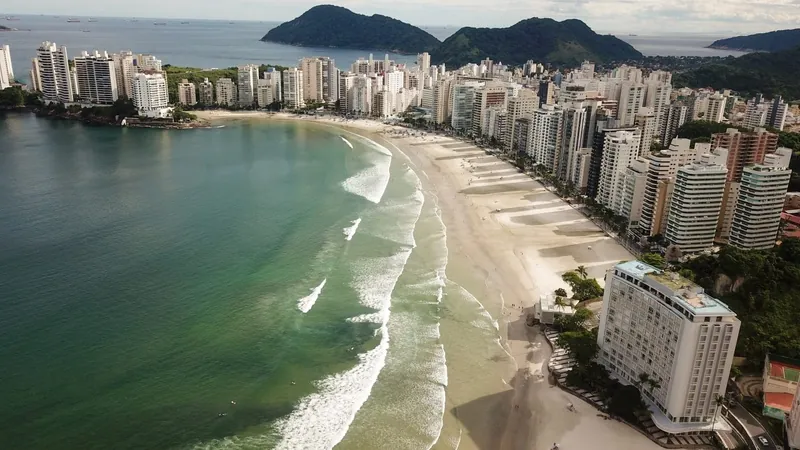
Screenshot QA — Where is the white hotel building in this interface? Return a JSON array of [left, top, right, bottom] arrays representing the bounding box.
[[598, 261, 740, 434]]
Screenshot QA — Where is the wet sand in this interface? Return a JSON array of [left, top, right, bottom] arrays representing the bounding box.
[[193, 110, 667, 450]]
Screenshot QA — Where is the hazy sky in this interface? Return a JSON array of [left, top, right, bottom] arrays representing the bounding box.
[[3, 0, 797, 34]]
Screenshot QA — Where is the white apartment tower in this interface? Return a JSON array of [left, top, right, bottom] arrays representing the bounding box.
[[705, 93, 726, 123], [215, 78, 237, 106], [635, 107, 658, 155], [557, 103, 589, 182], [598, 261, 740, 433], [177, 79, 197, 106], [349, 74, 372, 115], [111, 51, 135, 98], [282, 68, 304, 109], [338, 72, 357, 113], [432, 78, 454, 124], [35, 42, 74, 103], [662, 103, 688, 147], [417, 52, 430, 74], [503, 89, 539, 152], [198, 78, 213, 105], [0, 44, 14, 89], [130, 72, 169, 117], [529, 105, 564, 171], [621, 158, 650, 229], [135, 54, 162, 72], [665, 153, 728, 253], [617, 82, 646, 127], [237, 64, 259, 106], [645, 81, 672, 138], [596, 129, 642, 212], [73, 51, 119, 104], [729, 161, 792, 250], [262, 70, 282, 103]]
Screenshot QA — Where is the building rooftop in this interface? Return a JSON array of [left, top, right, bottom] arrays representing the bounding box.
[[616, 261, 736, 316]]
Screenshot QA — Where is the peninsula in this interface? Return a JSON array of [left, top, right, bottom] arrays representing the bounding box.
[[708, 28, 800, 52], [260, 5, 440, 54]]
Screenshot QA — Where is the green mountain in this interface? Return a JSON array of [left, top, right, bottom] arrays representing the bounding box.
[[674, 46, 800, 100], [260, 5, 440, 54], [709, 29, 800, 52], [432, 18, 642, 67]]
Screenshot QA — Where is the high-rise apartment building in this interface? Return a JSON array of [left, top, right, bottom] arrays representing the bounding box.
[[471, 83, 508, 137], [237, 64, 259, 106], [538, 80, 555, 106], [557, 103, 590, 182], [711, 128, 778, 181], [587, 119, 638, 199], [130, 72, 169, 117], [450, 82, 481, 131], [635, 107, 657, 156], [528, 105, 563, 171], [282, 68, 304, 109], [503, 89, 538, 152], [432, 78, 454, 124], [598, 261, 740, 433], [177, 79, 196, 105], [262, 70, 282, 103], [215, 78, 237, 106], [620, 158, 650, 229], [35, 41, 74, 103], [417, 52, 430, 74], [338, 72, 357, 113], [729, 155, 792, 250], [135, 54, 162, 72], [617, 82, 646, 127], [349, 74, 372, 115], [767, 96, 788, 131], [662, 103, 688, 148], [705, 93, 726, 123], [73, 50, 119, 104], [299, 57, 337, 104], [111, 51, 135, 98], [645, 81, 672, 139], [665, 153, 728, 253], [596, 129, 642, 211], [0, 44, 14, 89], [512, 117, 533, 155], [198, 78, 213, 105]]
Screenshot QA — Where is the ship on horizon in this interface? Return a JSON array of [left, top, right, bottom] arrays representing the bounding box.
[[67, 18, 80, 23]]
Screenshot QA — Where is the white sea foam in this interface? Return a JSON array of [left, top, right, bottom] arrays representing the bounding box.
[[297, 279, 327, 313], [340, 136, 354, 149], [341, 154, 391, 204], [275, 248, 414, 449], [342, 218, 362, 241]]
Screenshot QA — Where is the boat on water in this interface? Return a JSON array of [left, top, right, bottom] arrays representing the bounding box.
[[88, 18, 98, 22], [154, 22, 167, 26], [5, 16, 20, 21], [82, 30, 91, 33], [180, 21, 190, 24], [67, 18, 80, 23]]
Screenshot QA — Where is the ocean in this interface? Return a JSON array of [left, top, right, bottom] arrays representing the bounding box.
[[0, 113, 509, 449], [1, 15, 744, 84]]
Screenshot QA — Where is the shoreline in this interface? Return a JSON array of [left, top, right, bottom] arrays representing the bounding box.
[[192, 110, 671, 449]]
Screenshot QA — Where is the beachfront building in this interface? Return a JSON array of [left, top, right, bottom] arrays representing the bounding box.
[[450, 82, 482, 132], [73, 50, 119, 104], [348, 74, 372, 115], [130, 72, 170, 118], [534, 294, 575, 325], [282, 68, 304, 110], [198, 78, 213, 105], [299, 57, 338, 104], [215, 78, 237, 107], [664, 152, 728, 253], [35, 41, 74, 103], [556, 102, 590, 181], [262, 70, 282, 104], [502, 89, 539, 152], [729, 162, 792, 250], [432, 78, 454, 124], [620, 158, 649, 230], [237, 64, 259, 107], [338, 72, 357, 113], [528, 105, 563, 171], [177, 79, 196, 106], [111, 51, 135, 98], [598, 261, 740, 434], [0, 44, 14, 89], [471, 82, 508, 138], [596, 129, 642, 213]]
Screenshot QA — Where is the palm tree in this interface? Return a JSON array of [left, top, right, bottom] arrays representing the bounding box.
[[576, 265, 588, 280], [554, 296, 569, 309], [636, 372, 651, 389]]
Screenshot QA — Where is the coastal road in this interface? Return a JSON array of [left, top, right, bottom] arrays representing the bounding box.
[[728, 403, 780, 450]]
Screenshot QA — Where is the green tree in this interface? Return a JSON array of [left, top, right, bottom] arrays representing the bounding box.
[[576, 265, 588, 279], [0, 86, 25, 108], [640, 253, 668, 269], [554, 288, 568, 297], [554, 307, 594, 332], [557, 329, 598, 366], [607, 385, 647, 422]]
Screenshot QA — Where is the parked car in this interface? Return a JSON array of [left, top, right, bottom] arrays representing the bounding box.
[[758, 436, 769, 446]]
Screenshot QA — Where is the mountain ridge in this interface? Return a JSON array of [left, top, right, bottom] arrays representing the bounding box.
[[432, 17, 643, 67]]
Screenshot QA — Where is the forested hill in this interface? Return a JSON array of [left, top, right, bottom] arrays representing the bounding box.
[[708, 29, 800, 52], [432, 18, 642, 67], [260, 5, 440, 54], [673, 46, 800, 100]]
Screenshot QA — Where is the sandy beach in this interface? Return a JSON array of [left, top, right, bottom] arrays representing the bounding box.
[[193, 110, 667, 450]]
